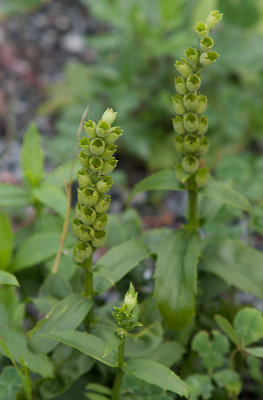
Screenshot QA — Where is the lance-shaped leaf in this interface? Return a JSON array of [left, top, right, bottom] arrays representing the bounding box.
[[127, 169, 184, 204], [0, 184, 31, 208], [246, 347, 263, 358], [214, 314, 239, 346], [0, 213, 13, 270], [154, 230, 202, 329], [0, 271, 19, 287], [33, 186, 67, 218], [21, 122, 44, 185], [202, 238, 263, 298], [124, 358, 188, 397]]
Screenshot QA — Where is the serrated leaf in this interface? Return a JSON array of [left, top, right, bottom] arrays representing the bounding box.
[[0, 271, 19, 287], [201, 180, 252, 215], [0, 328, 53, 378], [202, 238, 263, 298], [21, 122, 44, 185], [33, 185, 67, 218], [0, 367, 21, 400], [185, 374, 213, 400], [154, 230, 202, 329], [245, 347, 263, 358], [192, 331, 229, 372], [234, 308, 263, 346], [103, 332, 124, 358], [0, 213, 13, 269], [124, 358, 188, 397], [43, 330, 117, 367], [214, 314, 239, 346], [94, 239, 149, 294], [127, 169, 183, 204], [28, 294, 92, 353], [0, 184, 31, 208], [213, 369, 242, 396]]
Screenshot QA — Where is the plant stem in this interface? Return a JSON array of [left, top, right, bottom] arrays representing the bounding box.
[[188, 176, 198, 229], [112, 341, 125, 400], [83, 255, 94, 326]]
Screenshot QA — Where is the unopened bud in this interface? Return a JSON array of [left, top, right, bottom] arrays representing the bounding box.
[[183, 93, 198, 111], [175, 58, 192, 78], [195, 167, 210, 188], [124, 282, 138, 313], [78, 205, 97, 226], [75, 224, 95, 242], [96, 176, 113, 194], [93, 214, 108, 231], [196, 95, 207, 114], [77, 169, 92, 188], [197, 116, 208, 135], [183, 113, 198, 133], [92, 230, 106, 248], [96, 120, 111, 138], [73, 242, 92, 263], [174, 135, 184, 153], [79, 151, 89, 169], [105, 127, 123, 144], [101, 108, 117, 125], [206, 10, 223, 31], [79, 137, 91, 154], [199, 51, 219, 66], [95, 195, 111, 214], [83, 120, 96, 138], [175, 164, 190, 184], [175, 76, 187, 95], [183, 135, 200, 153], [186, 74, 201, 92], [200, 36, 214, 51], [197, 137, 209, 155], [101, 144, 117, 160], [194, 22, 208, 37], [102, 157, 118, 175], [185, 48, 199, 67], [182, 155, 199, 174], [90, 138, 105, 156], [172, 116, 185, 135], [172, 95, 186, 115]]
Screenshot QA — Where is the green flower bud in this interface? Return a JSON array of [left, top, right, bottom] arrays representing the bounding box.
[[183, 93, 198, 111], [78, 187, 99, 207], [83, 120, 96, 138], [194, 22, 208, 37], [175, 164, 190, 184], [185, 48, 199, 67], [79, 137, 91, 154], [75, 224, 95, 242], [183, 113, 198, 133], [199, 51, 219, 66], [90, 138, 105, 156], [101, 144, 117, 160], [186, 74, 201, 92], [183, 135, 200, 153], [172, 116, 185, 135], [105, 127, 123, 144], [96, 176, 113, 194], [174, 135, 184, 153], [79, 205, 97, 226], [92, 230, 106, 248], [101, 108, 117, 125], [72, 218, 82, 237], [206, 10, 223, 31], [175, 76, 187, 95], [174, 58, 192, 78], [200, 36, 214, 51], [93, 214, 108, 231], [89, 156, 104, 173], [102, 157, 118, 175], [172, 95, 186, 115], [95, 195, 111, 214], [197, 116, 208, 135], [197, 137, 209, 155], [196, 95, 207, 114], [182, 155, 199, 174], [124, 282, 138, 313], [79, 151, 89, 169], [73, 242, 93, 263], [77, 169, 92, 188], [195, 167, 210, 188], [96, 120, 111, 138]]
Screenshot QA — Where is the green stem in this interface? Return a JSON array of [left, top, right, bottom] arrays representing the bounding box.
[[112, 341, 125, 400], [188, 174, 198, 230], [83, 255, 94, 327]]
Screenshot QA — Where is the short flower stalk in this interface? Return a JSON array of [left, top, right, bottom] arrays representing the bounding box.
[[173, 10, 222, 231], [72, 108, 122, 324]]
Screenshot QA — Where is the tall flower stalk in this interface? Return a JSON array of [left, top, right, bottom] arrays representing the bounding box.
[[173, 10, 222, 230], [72, 108, 123, 324]]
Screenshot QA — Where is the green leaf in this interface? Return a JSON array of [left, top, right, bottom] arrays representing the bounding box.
[[185, 374, 213, 400], [43, 159, 80, 188], [13, 232, 73, 271], [213, 369, 242, 397], [94, 239, 149, 293], [192, 331, 229, 372], [201, 180, 252, 215], [0, 184, 31, 208], [148, 341, 185, 366], [0, 271, 19, 287], [0, 367, 21, 400], [103, 332, 124, 358], [246, 347, 263, 358], [214, 314, 239, 346], [127, 169, 183, 204], [234, 308, 263, 346], [154, 230, 202, 329], [85, 383, 112, 396], [21, 122, 44, 185], [125, 322, 163, 359], [0, 328, 53, 378], [33, 185, 67, 218], [28, 294, 92, 353], [0, 213, 13, 269], [202, 238, 263, 298], [93, 265, 115, 287], [124, 358, 188, 397], [246, 354, 262, 381], [43, 330, 117, 367]]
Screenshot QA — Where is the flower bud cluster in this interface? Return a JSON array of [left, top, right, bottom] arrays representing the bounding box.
[[73, 108, 122, 264], [173, 10, 222, 188]]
